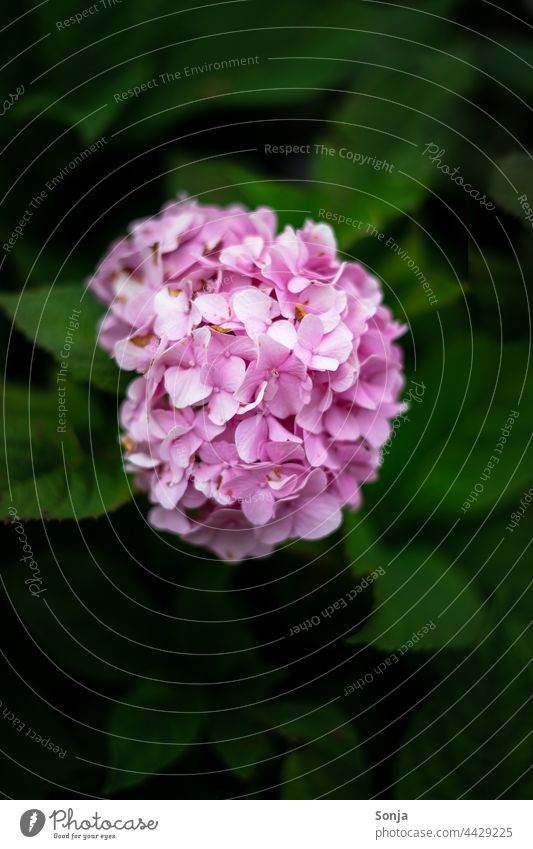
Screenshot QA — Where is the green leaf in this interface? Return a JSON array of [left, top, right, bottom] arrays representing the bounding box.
[[86, 0, 462, 142], [393, 634, 533, 798], [260, 700, 368, 798], [165, 151, 313, 231], [467, 238, 533, 342], [2, 536, 163, 684], [166, 561, 285, 712], [106, 681, 206, 794], [373, 336, 533, 521], [1, 385, 131, 520], [0, 284, 121, 393], [473, 38, 533, 100], [347, 541, 485, 652], [361, 225, 463, 319], [210, 711, 275, 781], [489, 152, 533, 225], [0, 665, 79, 797], [312, 49, 475, 237], [170, 561, 257, 679]]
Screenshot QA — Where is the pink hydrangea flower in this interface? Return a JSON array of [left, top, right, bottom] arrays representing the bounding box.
[[89, 200, 406, 561]]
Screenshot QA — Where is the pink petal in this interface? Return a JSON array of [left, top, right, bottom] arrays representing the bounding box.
[[151, 474, 188, 509], [268, 373, 306, 418], [288, 275, 311, 293], [267, 320, 297, 349], [324, 405, 361, 440], [207, 390, 240, 426], [256, 334, 291, 371], [235, 415, 268, 462], [149, 505, 191, 534], [357, 410, 391, 448], [304, 434, 330, 467], [164, 366, 211, 408], [267, 417, 302, 444], [237, 379, 268, 414], [233, 288, 273, 324], [114, 335, 159, 372], [241, 488, 275, 525], [127, 452, 160, 469], [310, 354, 340, 371], [257, 513, 294, 545], [218, 356, 246, 392], [318, 323, 353, 365], [194, 293, 230, 324], [294, 493, 342, 540], [298, 314, 324, 350]]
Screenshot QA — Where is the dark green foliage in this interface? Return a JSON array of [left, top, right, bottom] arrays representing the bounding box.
[[0, 0, 531, 800]]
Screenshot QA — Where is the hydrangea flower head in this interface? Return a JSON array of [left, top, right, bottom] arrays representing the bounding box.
[[89, 200, 406, 561]]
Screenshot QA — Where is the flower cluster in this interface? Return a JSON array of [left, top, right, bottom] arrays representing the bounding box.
[[89, 200, 406, 561]]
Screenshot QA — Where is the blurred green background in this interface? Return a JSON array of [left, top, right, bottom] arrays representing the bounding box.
[[1, 0, 532, 799]]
